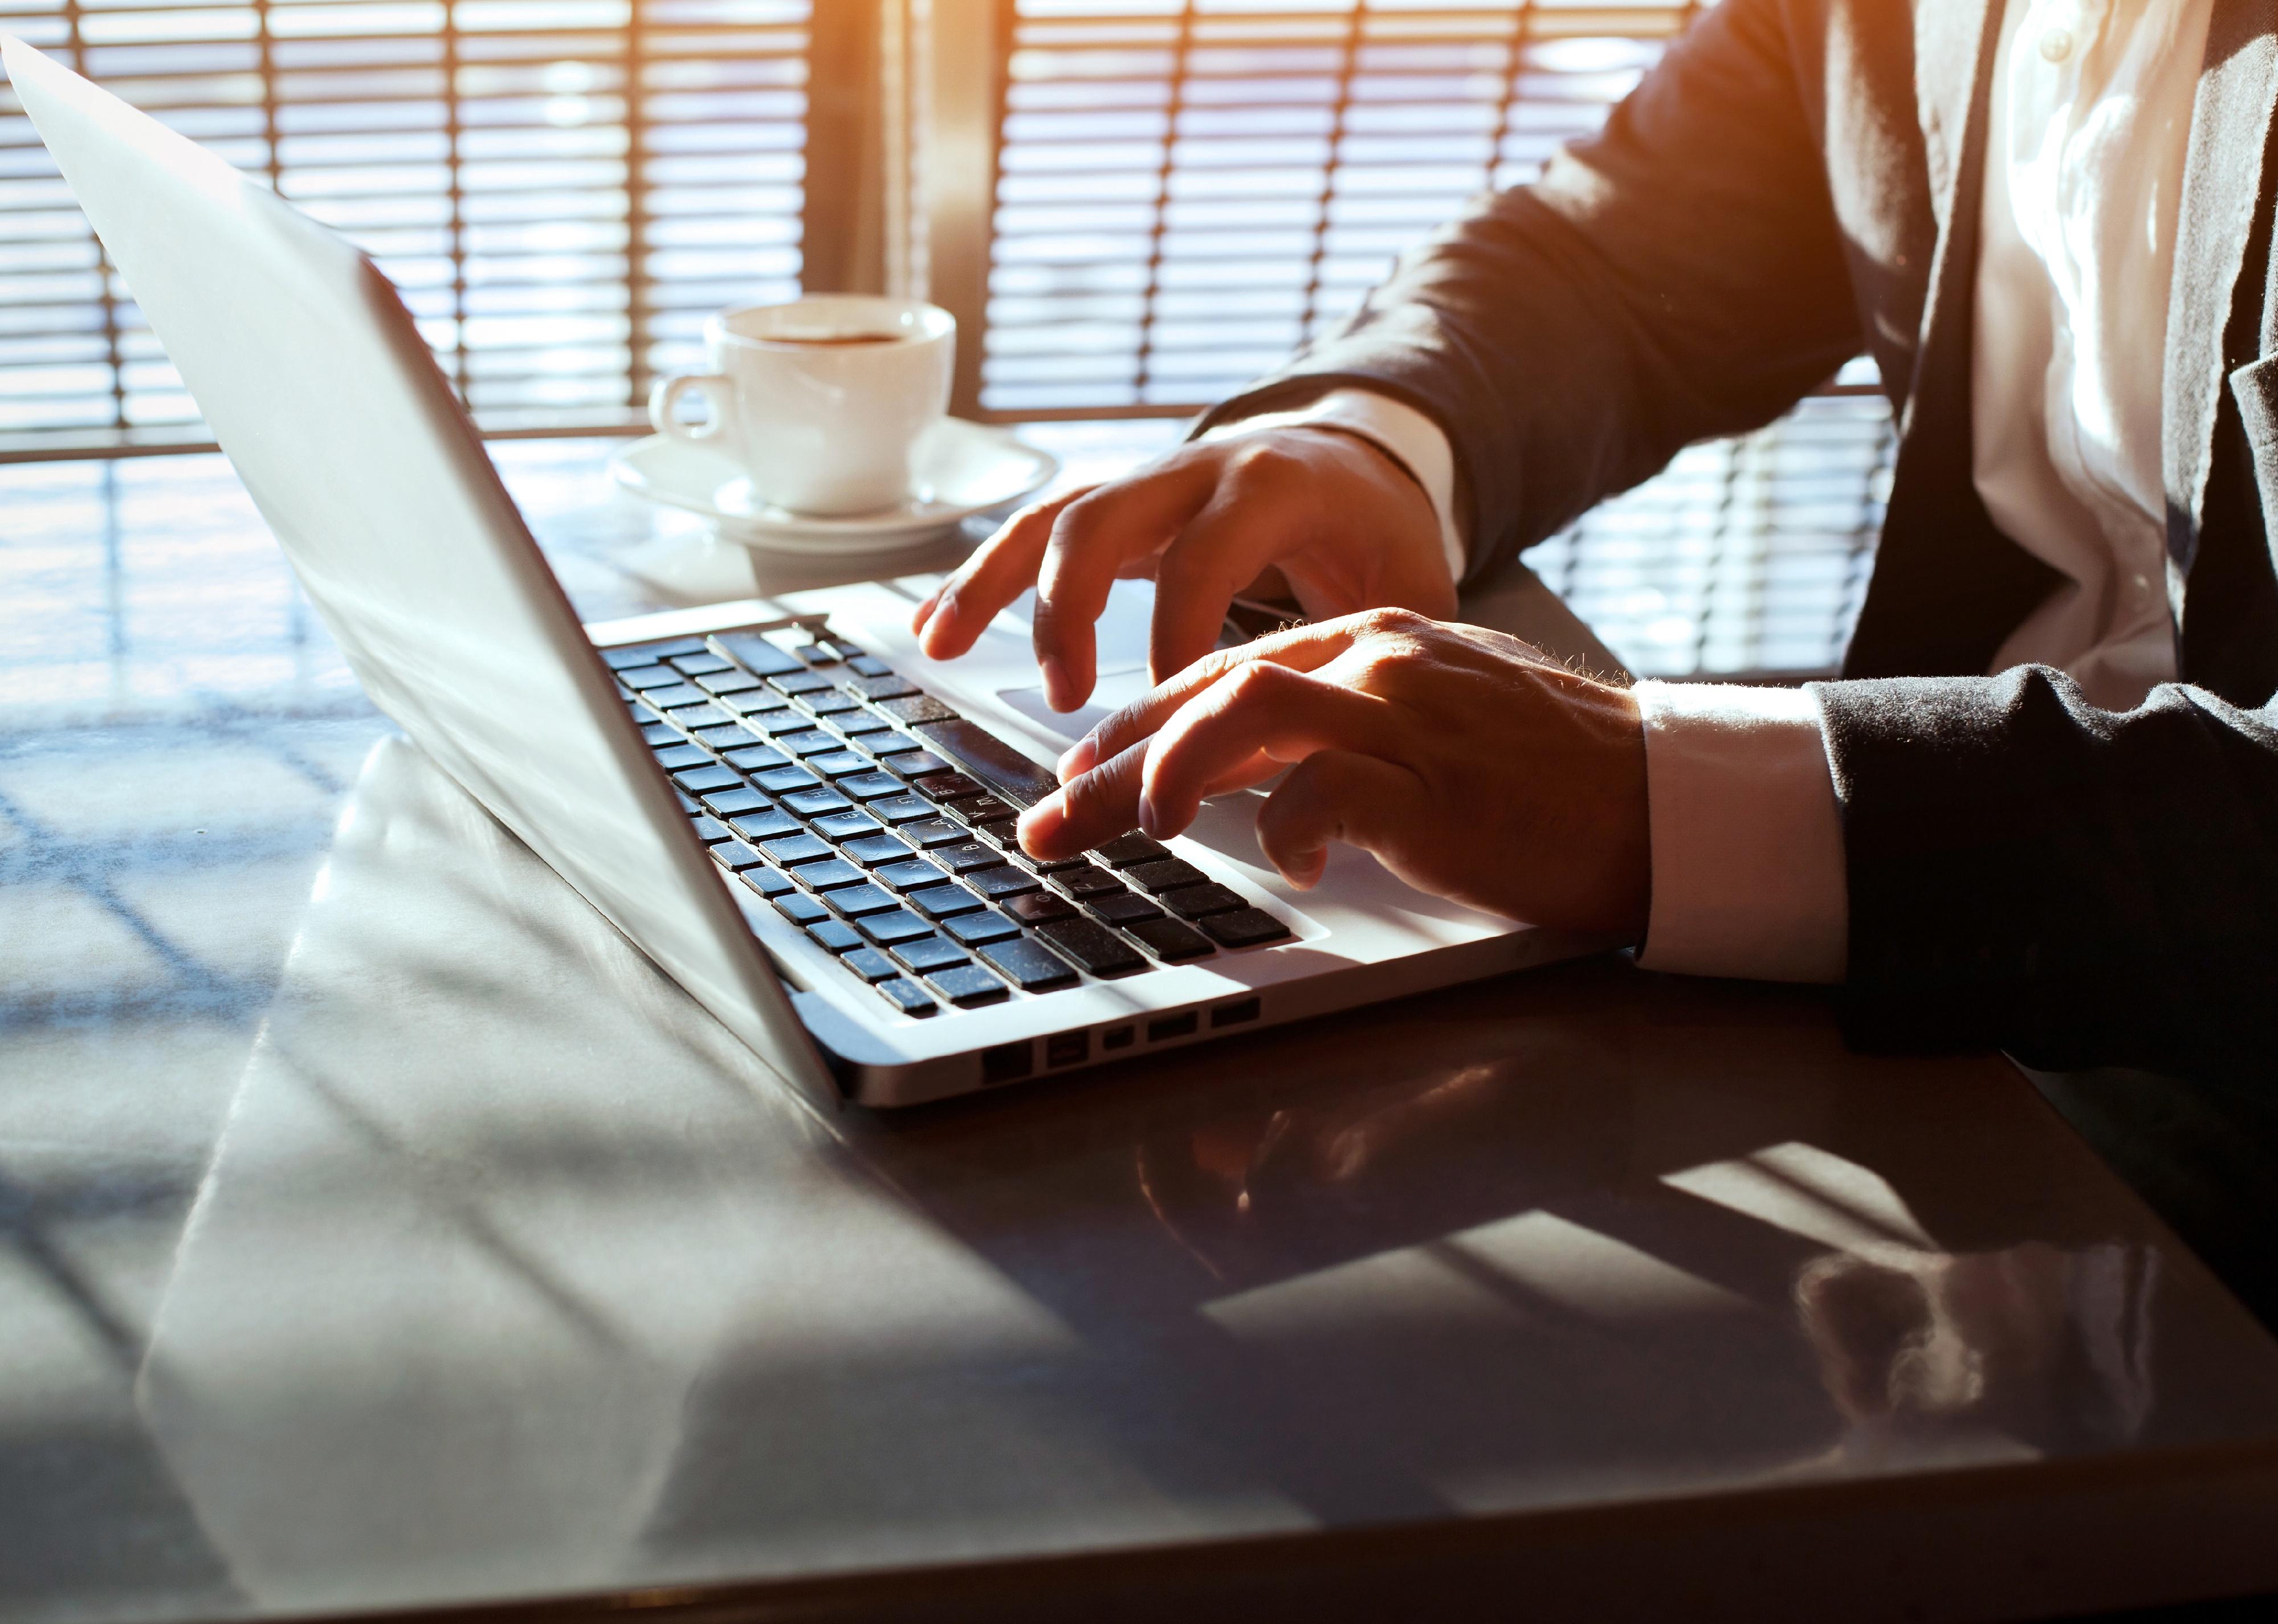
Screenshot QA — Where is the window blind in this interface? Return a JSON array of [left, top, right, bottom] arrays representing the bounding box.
[[980, 0, 1702, 415], [0, 0, 812, 452]]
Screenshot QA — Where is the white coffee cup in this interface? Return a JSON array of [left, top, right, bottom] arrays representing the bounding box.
[[647, 295, 956, 516]]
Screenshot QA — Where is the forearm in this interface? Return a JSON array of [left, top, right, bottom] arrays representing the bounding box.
[[1819, 669, 2278, 1079]]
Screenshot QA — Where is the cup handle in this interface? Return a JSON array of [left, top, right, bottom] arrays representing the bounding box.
[[649, 373, 733, 442]]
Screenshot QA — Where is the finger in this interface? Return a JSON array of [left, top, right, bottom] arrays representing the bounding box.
[[1033, 460, 1219, 710], [1254, 750, 1428, 889], [1138, 660, 1404, 836], [1059, 612, 1379, 778], [915, 488, 1086, 658], [1017, 735, 1150, 863], [1144, 489, 1298, 687]]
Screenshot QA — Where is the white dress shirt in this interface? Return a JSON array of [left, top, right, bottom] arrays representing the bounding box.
[[1213, 0, 2211, 981]]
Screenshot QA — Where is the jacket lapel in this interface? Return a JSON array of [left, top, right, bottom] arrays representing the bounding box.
[[1845, 0, 2062, 678], [2161, 0, 2278, 578]]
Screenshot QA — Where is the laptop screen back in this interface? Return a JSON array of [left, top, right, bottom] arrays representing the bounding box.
[[4, 39, 833, 1108]]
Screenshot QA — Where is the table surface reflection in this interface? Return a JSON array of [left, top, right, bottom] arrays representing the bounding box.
[[4, 434, 2278, 1624]]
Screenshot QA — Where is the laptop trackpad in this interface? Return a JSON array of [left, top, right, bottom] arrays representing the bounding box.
[[993, 666, 1154, 752]]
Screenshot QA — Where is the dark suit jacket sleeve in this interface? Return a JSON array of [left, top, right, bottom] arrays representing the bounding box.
[[1816, 669, 2278, 1079], [1192, 0, 1864, 587]]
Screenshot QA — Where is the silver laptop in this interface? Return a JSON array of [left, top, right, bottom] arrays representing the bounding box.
[[6, 38, 1597, 1108]]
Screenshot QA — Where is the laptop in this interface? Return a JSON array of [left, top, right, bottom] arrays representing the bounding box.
[[5, 38, 1599, 1108]]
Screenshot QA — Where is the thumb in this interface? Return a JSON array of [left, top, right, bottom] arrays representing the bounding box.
[[1253, 750, 1428, 889]]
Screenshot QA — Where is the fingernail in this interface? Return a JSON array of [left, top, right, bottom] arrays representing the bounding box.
[[1041, 655, 1072, 712], [1057, 736, 1097, 781], [911, 590, 940, 630], [1136, 790, 1160, 838]]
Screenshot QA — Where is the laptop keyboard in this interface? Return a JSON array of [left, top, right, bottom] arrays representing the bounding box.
[[603, 627, 1291, 1020]]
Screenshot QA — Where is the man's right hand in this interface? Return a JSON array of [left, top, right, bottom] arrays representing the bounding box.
[[910, 424, 1458, 712]]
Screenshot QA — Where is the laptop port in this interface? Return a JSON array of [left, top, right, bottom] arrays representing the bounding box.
[[1210, 997, 1261, 1029], [1101, 1025, 1135, 1051], [981, 1041, 1033, 1084], [1046, 1031, 1089, 1068], [1146, 1011, 1199, 1043]]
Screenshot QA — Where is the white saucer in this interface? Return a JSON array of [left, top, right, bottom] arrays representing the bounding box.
[[609, 418, 1060, 554]]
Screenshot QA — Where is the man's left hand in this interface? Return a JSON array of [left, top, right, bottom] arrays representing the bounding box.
[[1017, 609, 1653, 940]]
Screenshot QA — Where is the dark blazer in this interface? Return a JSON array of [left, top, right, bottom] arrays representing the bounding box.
[[1197, 0, 2278, 1079]]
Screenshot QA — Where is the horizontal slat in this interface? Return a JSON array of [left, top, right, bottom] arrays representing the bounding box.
[[0, 0, 811, 448]]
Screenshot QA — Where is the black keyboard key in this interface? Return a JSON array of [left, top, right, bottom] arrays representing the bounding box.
[[949, 793, 1018, 828], [812, 810, 885, 841], [912, 717, 1059, 807], [919, 771, 991, 804], [796, 641, 841, 666], [795, 858, 869, 892], [760, 832, 834, 867], [926, 963, 1009, 1008], [692, 723, 760, 752], [1094, 832, 1172, 869], [774, 730, 843, 758], [784, 786, 853, 818], [700, 787, 772, 821], [602, 644, 671, 671], [809, 750, 873, 778], [1025, 850, 1089, 872], [877, 748, 952, 781], [689, 815, 735, 845], [641, 722, 680, 747], [869, 795, 939, 825], [673, 763, 742, 794], [1057, 864, 1124, 898], [848, 654, 892, 677], [666, 701, 733, 732], [755, 765, 821, 795], [1128, 916, 1215, 961], [942, 909, 1022, 948], [806, 919, 863, 954], [900, 818, 968, 849], [874, 978, 937, 1017], [711, 631, 804, 676], [767, 669, 837, 696], [908, 883, 985, 920], [723, 744, 790, 773], [891, 935, 970, 974], [836, 712, 896, 737], [1201, 908, 1291, 947], [976, 936, 1079, 992], [840, 772, 906, 801], [968, 864, 1041, 900], [933, 841, 999, 875], [841, 947, 900, 983], [731, 808, 803, 843], [1090, 892, 1163, 926], [1004, 890, 1077, 925], [841, 833, 914, 867], [801, 691, 862, 717], [710, 839, 767, 872], [857, 908, 934, 946], [876, 694, 958, 725], [977, 821, 1030, 852], [1162, 883, 1248, 920], [843, 673, 919, 701], [824, 882, 901, 918], [615, 664, 683, 690], [723, 688, 793, 717], [739, 865, 795, 898], [695, 668, 763, 695], [643, 682, 711, 710], [670, 651, 735, 677], [875, 858, 949, 892], [676, 790, 701, 813], [654, 744, 712, 772], [1035, 917, 1147, 977], [1127, 858, 1209, 895], [774, 890, 829, 924]]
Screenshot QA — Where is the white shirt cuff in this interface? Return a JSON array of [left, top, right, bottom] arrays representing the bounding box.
[[1633, 681, 1848, 984], [1200, 387, 1468, 585]]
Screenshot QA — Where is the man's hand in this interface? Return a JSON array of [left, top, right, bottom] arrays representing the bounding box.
[[911, 426, 1457, 712], [1017, 609, 1652, 940]]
